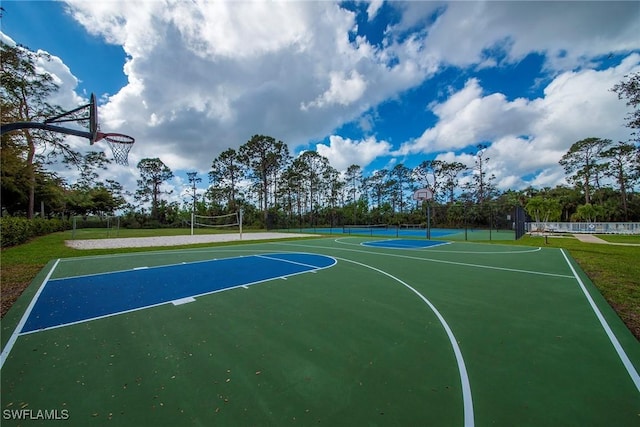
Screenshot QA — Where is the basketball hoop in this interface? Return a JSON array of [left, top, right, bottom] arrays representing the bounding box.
[[0, 92, 137, 166], [413, 187, 434, 202], [413, 187, 434, 240], [96, 132, 135, 166]]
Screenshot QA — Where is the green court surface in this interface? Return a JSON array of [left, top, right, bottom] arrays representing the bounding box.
[[1, 237, 639, 426]]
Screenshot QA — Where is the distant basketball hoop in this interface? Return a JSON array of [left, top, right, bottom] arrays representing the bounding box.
[[0, 93, 134, 166], [412, 187, 434, 202]]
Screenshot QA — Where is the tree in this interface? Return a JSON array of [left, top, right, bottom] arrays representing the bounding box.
[[440, 161, 467, 203], [366, 169, 389, 210], [1, 42, 81, 218], [574, 203, 604, 222], [101, 179, 126, 214], [559, 137, 612, 205], [135, 158, 174, 221], [344, 164, 362, 204], [278, 164, 302, 225], [238, 135, 288, 224], [324, 165, 343, 224], [599, 141, 639, 220], [65, 152, 123, 217], [611, 72, 640, 141], [186, 171, 202, 215], [412, 160, 440, 200], [1, 135, 30, 214], [299, 151, 329, 223], [464, 144, 496, 204], [209, 148, 243, 211], [547, 185, 583, 221], [389, 164, 412, 213], [525, 196, 562, 224], [73, 151, 111, 190]]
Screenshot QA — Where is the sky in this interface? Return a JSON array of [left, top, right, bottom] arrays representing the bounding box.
[[2, 0, 639, 206]]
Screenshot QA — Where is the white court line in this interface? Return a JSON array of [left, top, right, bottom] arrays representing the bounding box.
[[335, 255, 474, 427], [361, 239, 451, 250], [51, 254, 257, 282], [278, 242, 572, 279], [172, 297, 196, 305], [561, 249, 640, 393], [0, 259, 60, 370], [335, 237, 542, 254], [255, 253, 337, 270]]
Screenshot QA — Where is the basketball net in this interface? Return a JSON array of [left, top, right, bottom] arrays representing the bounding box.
[[99, 133, 135, 166]]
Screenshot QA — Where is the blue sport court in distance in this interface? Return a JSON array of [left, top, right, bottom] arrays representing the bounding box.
[[22, 253, 336, 333], [296, 227, 458, 238], [361, 239, 450, 249]]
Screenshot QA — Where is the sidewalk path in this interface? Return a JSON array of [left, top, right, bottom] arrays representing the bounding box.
[[573, 234, 640, 246]]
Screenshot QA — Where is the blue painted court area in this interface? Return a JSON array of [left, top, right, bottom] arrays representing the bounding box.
[[22, 253, 335, 333], [362, 239, 449, 249], [296, 227, 459, 238]]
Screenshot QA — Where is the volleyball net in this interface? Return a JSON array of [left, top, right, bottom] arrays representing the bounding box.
[[190, 211, 243, 238]]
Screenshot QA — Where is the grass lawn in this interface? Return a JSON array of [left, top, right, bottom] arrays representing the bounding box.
[[1, 230, 638, 340], [595, 234, 640, 244]]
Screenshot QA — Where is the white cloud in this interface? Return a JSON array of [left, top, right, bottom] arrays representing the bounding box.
[[400, 54, 640, 190], [316, 135, 392, 171], [366, 0, 384, 22], [63, 0, 440, 174], [389, 1, 640, 71], [398, 78, 538, 154], [33, 51, 84, 112], [301, 70, 368, 109], [529, 54, 640, 150]]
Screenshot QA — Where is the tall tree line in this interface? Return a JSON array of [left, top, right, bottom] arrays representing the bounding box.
[[197, 135, 638, 227]]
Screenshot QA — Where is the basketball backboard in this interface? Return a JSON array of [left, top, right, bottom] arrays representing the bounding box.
[[89, 93, 98, 144], [412, 187, 434, 201]]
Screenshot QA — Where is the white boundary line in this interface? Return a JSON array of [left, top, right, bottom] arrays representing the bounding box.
[[335, 255, 474, 427], [560, 249, 640, 393], [360, 239, 451, 250], [51, 255, 256, 281], [279, 242, 573, 279], [0, 259, 60, 370], [335, 237, 542, 254], [255, 254, 337, 270]]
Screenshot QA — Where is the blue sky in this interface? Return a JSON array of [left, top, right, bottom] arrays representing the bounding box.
[[1, 1, 639, 201]]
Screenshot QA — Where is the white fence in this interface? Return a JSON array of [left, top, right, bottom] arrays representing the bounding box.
[[526, 222, 640, 235]]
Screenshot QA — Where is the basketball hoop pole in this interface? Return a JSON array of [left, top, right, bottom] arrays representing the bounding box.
[[239, 208, 243, 240], [426, 200, 431, 240], [0, 121, 92, 139], [0, 97, 94, 139], [413, 187, 433, 240]]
